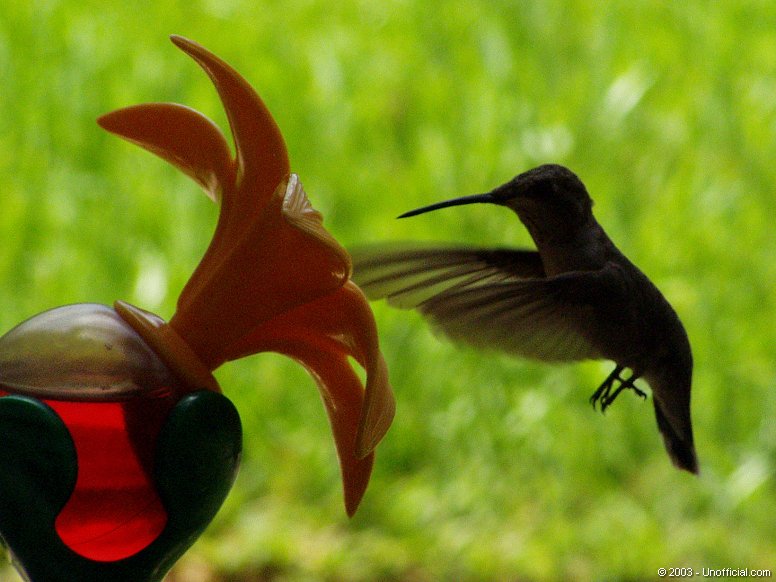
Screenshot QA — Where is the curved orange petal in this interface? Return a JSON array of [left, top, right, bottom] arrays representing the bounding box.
[[270, 342, 373, 516], [222, 282, 395, 514], [170, 35, 289, 239], [97, 103, 233, 201]]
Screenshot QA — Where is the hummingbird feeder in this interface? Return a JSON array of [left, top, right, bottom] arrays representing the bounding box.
[[0, 36, 394, 582]]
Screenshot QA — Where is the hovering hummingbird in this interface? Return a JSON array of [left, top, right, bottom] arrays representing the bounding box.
[[352, 164, 698, 474]]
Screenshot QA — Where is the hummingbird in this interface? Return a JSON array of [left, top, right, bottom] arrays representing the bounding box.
[[352, 164, 698, 474]]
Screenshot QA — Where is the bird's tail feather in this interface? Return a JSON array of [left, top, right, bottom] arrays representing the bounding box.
[[653, 399, 699, 474]]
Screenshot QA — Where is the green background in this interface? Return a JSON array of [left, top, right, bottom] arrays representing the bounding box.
[[1, 1, 774, 580]]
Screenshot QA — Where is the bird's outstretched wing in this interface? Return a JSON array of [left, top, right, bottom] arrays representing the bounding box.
[[351, 245, 545, 307], [352, 245, 625, 362]]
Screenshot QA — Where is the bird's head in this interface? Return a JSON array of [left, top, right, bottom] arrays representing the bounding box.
[[399, 164, 595, 245]]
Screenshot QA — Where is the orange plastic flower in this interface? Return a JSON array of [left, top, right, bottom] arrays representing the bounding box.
[[98, 36, 394, 515]]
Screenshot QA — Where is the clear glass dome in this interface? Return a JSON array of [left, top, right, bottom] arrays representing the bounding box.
[[0, 303, 178, 401]]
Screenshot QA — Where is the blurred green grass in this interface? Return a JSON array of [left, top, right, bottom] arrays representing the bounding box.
[[1, 1, 775, 580]]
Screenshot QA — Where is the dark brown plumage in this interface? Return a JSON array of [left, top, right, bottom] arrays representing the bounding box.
[[352, 164, 697, 473]]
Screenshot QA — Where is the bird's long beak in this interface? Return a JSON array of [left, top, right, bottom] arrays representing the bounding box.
[[398, 192, 497, 218]]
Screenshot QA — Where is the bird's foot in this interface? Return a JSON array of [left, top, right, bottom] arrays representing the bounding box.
[[600, 377, 646, 411], [589, 365, 645, 413], [589, 365, 622, 410]]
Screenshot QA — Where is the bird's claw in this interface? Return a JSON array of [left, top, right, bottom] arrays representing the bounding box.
[[589, 386, 608, 410], [589, 365, 644, 413]]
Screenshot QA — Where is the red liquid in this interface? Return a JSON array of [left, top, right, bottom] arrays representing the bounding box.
[[2, 392, 172, 561], [52, 400, 169, 561]]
